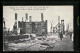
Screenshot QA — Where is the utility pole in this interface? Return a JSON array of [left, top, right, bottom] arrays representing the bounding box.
[[50, 21, 53, 35], [67, 24, 69, 32], [67, 23, 72, 32]]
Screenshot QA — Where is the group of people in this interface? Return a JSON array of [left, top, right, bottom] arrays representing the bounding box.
[[59, 31, 72, 41]]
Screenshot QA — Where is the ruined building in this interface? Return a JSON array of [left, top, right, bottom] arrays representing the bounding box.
[[3, 18, 6, 30], [53, 16, 65, 34], [13, 13, 47, 36], [13, 13, 18, 35], [3, 18, 8, 36]]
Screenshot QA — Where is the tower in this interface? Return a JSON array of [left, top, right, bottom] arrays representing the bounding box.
[[61, 20, 64, 34]]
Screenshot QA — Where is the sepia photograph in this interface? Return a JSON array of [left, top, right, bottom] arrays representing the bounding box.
[[3, 6, 74, 51]]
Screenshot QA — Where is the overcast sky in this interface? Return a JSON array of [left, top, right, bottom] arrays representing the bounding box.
[[3, 6, 73, 32]]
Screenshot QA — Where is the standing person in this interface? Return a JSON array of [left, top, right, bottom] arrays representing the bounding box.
[[69, 32, 72, 39], [59, 31, 63, 41], [72, 33, 73, 41]]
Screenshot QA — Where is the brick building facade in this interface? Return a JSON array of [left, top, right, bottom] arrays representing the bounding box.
[[13, 13, 47, 36]]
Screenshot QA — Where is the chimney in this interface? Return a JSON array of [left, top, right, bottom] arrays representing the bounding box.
[[25, 13, 28, 22], [58, 16, 60, 24], [22, 17, 23, 22], [15, 13, 17, 21], [3, 18, 5, 27], [15, 13, 17, 28], [29, 16, 32, 22], [14, 13, 18, 34], [41, 13, 44, 21]]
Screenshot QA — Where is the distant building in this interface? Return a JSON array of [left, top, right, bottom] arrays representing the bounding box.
[[53, 17, 65, 34], [13, 13, 47, 36]]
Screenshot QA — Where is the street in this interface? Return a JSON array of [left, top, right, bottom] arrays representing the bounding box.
[[4, 34, 73, 51], [44, 35, 73, 51]]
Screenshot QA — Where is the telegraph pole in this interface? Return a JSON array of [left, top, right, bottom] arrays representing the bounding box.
[[50, 20, 53, 35]]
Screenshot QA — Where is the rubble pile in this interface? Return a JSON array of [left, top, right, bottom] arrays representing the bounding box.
[[6, 36, 57, 51]]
